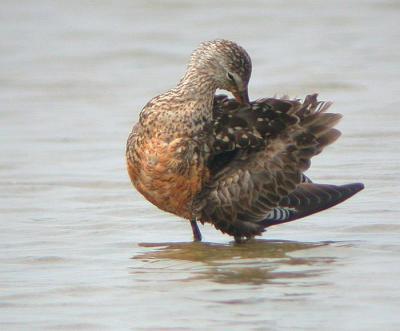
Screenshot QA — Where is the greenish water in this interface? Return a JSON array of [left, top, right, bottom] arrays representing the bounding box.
[[1, 1, 400, 330]]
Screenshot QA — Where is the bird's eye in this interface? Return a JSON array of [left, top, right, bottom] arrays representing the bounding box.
[[227, 72, 235, 82]]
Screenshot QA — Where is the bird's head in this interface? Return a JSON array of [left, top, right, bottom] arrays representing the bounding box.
[[189, 39, 252, 105]]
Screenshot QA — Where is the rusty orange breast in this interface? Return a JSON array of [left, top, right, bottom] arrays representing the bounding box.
[[126, 136, 209, 220]]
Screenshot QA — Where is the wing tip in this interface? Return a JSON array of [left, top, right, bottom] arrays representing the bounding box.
[[342, 182, 365, 194], [262, 181, 365, 228]]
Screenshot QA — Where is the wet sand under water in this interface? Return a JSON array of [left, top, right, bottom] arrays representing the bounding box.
[[1, 1, 400, 330]]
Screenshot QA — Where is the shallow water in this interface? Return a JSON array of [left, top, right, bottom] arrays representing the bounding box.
[[1, 1, 400, 330]]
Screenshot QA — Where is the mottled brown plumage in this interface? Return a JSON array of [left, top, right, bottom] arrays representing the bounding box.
[[126, 39, 364, 242]]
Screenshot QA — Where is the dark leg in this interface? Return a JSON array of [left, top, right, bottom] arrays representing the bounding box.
[[190, 220, 202, 242], [234, 236, 244, 244]]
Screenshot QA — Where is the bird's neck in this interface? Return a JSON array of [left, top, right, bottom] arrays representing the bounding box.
[[139, 65, 219, 139], [174, 66, 218, 122]]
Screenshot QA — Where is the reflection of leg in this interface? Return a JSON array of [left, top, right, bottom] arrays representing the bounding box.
[[190, 220, 202, 242]]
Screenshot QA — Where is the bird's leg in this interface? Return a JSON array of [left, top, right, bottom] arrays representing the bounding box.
[[234, 236, 244, 244], [190, 219, 202, 242]]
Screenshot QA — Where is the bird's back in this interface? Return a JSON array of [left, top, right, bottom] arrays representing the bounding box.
[[193, 94, 363, 241]]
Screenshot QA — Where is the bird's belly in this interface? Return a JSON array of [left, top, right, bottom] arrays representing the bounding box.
[[127, 139, 209, 219]]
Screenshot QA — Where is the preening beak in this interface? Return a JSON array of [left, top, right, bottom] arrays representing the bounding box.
[[233, 88, 250, 105]]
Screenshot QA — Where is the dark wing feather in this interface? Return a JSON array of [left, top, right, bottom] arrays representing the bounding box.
[[194, 94, 346, 239], [208, 94, 299, 175], [211, 94, 298, 153], [262, 182, 365, 227]]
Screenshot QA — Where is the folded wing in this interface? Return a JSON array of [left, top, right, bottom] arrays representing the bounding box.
[[194, 94, 358, 240]]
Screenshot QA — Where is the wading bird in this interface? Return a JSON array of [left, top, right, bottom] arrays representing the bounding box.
[[126, 39, 364, 243]]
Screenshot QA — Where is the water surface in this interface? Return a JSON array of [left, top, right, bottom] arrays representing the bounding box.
[[1, 1, 400, 330]]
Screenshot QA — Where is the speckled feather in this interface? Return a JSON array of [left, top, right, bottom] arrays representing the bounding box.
[[126, 39, 364, 241], [192, 93, 349, 239], [126, 40, 253, 220]]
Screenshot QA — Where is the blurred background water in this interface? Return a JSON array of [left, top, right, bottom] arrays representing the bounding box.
[[1, 0, 400, 330]]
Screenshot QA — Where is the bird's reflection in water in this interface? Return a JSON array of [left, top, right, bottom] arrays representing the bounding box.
[[133, 240, 336, 285]]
